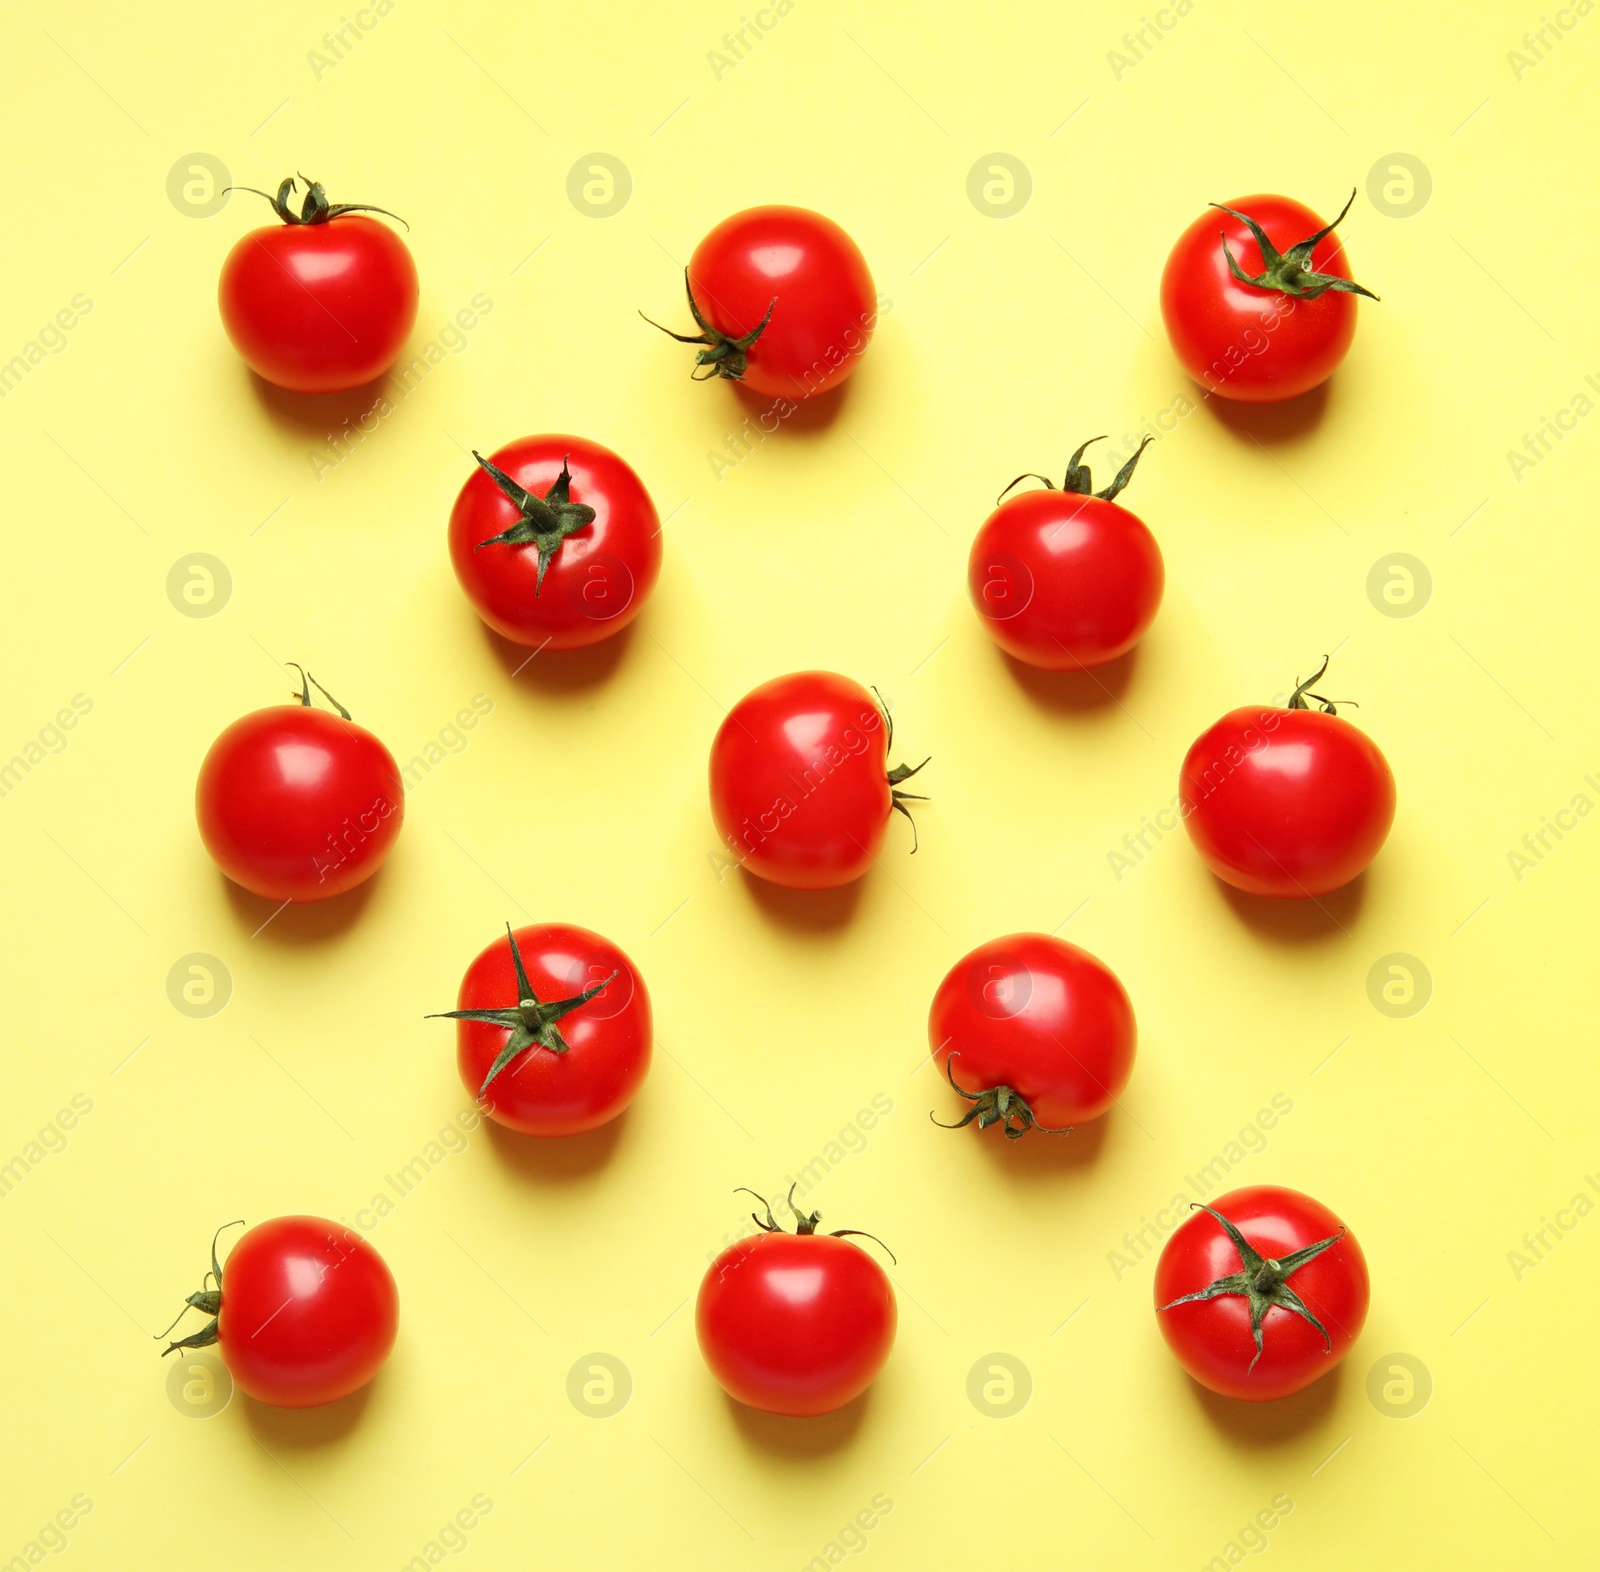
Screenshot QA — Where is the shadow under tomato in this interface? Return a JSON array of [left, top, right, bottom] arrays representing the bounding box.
[[480, 618, 638, 695], [938, 1105, 1112, 1181], [1215, 871, 1366, 946], [245, 369, 395, 437], [221, 871, 378, 945], [723, 1384, 871, 1456], [1198, 378, 1332, 448], [738, 868, 865, 935], [240, 1378, 374, 1448], [482, 1110, 628, 1182], [727, 374, 853, 436], [999, 645, 1141, 714], [1182, 1359, 1344, 1445]]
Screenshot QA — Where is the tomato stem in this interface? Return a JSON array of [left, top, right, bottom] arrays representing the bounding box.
[[469, 452, 597, 595], [639, 272, 776, 382], [1156, 1203, 1343, 1373], [873, 687, 930, 853], [734, 1186, 897, 1263], [1286, 655, 1357, 715], [157, 1220, 244, 1356], [1210, 189, 1377, 302], [287, 663, 352, 720], [426, 924, 618, 1097], [998, 434, 1153, 507], [226, 175, 410, 229], [930, 1053, 1075, 1140]]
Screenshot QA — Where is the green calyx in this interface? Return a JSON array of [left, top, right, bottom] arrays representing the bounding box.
[[427, 924, 617, 1099], [157, 1220, 245, 1356], [931, 1053, 1074, 1140], [639, 272, 776, 382], [1286, 654, 1357, 716], [736, 1185, 897, 1263], [875, 686, 930, 852], [470, 452, 597, 595], [998, 434, 1153, 507], [1211, 189, 1377, 302], [1157, 1203, 1344, 1373], [287, 662, 351, 719], [228, 174, 409, 229]]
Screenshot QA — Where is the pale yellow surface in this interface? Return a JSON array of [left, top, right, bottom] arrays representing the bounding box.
[[2, 3, 1596, 1567]]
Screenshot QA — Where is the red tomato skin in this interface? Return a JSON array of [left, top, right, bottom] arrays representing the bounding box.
[[709, 672, 894, 890], [1161, 195, 1358, 403], [217, 1217, 398, 1409], [218, 216, 418, 393], [688, 206, 876, 399], [928, 934, 1136, 1126], [969, 490, 1164, 670], [448, 435, 661, 651], [697, 1233, 896, 1416], [1180, 705, 1395, 897], [1154, 1187, 1369, 1402], [454, 924, 652, 1137], [196, 705, 404, 903]]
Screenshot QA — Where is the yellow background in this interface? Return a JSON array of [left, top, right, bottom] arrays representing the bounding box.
[[3, 1, 1596, 1566]]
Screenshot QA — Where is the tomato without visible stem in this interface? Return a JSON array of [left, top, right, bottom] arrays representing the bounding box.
[[1180, 659, 1395, 898], [218, 177, 418, 394], [647, 206, 876, 399], [1154, 1187, 1369, 1402], [449, 435, 661, 651], [196, 667, 403, 902], [697, 1190, 896, 1417], [431, 923, 651, 1137], [709, 672, 927, 890], [162, 1218, 398, 1409], [929, 934, 1136, 1136], [1161, 192, 1376, 403], [970, 435, 1164, 670]]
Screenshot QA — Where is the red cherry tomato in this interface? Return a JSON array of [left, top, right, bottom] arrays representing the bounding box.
[[162, 1218, 398, 1409], [697, 1189, 896, 1417], [709, 672, 927, 890], [196, 666, 403, 903], [218, 177, 418, 394], [1154, 1186, 1369, 1402], [1161, 191, 1376, 403], [646, 206, 876, 399], [431, 923, 651, 1137], [1179, 657, 1395, 898], [970, 435, 1164, 670], [928, 934, 1136, 1136], [448, 435, 661, 651]]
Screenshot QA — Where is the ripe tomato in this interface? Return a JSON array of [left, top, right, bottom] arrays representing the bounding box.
[[161, 1218, 398, 1409], [430, 923, 651, 1137], [1161, 191, 1377, 403], [196, 666, 403, 903], [709, 672, 927, 890], [928, 934, 1136, 1136], [644, 206, 876, 399], [448, 435, 661, 651], [1179, 657, 1395, 898], [1154, 1187, 1369, 1402], [218, 177, 418, 393], [697, 1188, 897, 1417], [969, 435, 1164, 670]]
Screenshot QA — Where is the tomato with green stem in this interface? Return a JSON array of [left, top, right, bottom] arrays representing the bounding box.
[[429, 923, 651, 1137], [697, 1186, 897, 1417], [160, 1218, 398, 1409], [1154, 1187, 1369, 1401]]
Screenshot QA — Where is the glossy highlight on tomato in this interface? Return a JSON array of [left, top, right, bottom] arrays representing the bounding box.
[[647, 206, 876, 399], [431, 923, 651, 1137], [1154, 1187, 1369, 1402], [218, 176, 418, 393], [929, 934, 1136, 1137], [161, 1217, 399, 1409], [1161, 192, 1376, 403], [1179, 657, 1395, 898], [709, 672, 927, 890], [449, 435, 661, 651], [697, 1188, 896, 1417], [196, 666, 403, 903], [970, 435, 1164, 670]]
